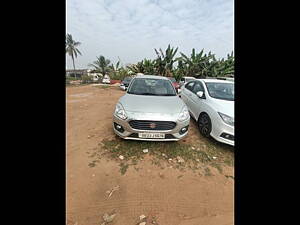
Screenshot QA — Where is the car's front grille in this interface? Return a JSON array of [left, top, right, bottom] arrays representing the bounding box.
[[128, 133, 176, 139], [128, 120, 176, 130]]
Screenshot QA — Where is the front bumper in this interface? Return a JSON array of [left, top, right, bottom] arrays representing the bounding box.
[[113, 113, 190, 141], [210, 118, 234, 146], [102, 80, 110, 84], [119, 84, 128, 91]]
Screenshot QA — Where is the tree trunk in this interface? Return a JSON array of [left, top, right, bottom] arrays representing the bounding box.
[[72, 54, 76, 79]]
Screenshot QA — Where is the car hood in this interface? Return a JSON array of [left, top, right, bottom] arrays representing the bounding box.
[[119, 94, 186, 113], [210, 98, 234, 118]]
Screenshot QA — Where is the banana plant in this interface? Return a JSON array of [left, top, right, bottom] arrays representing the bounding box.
[[154, 44, 178, 76]]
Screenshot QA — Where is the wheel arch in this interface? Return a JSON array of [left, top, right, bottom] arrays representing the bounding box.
[[198, 111, 209, 121]]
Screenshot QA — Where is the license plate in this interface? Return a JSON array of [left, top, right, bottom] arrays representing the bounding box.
[[138, 133, 165, 139]]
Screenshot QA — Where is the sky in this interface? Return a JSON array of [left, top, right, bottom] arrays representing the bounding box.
[[66, 0, 234, 69]]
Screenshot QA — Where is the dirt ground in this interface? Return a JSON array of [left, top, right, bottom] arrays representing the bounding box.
[[66, 84, 234, 225]]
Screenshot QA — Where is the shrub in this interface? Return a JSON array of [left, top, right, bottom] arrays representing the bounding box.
[[81, 75, 93, 84]]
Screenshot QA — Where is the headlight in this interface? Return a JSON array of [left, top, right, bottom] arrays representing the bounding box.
[[114, 103, 127, 120], [178, 107, 190, 121], [218, 112, 234, 126]]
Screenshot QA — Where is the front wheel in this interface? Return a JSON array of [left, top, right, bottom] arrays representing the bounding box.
[[198, 113, 212, 137]]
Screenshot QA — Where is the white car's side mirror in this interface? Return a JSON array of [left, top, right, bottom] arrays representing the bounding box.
[[196, 91, 204, 98]]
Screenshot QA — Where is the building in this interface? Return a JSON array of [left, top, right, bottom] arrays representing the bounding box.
[[66, 69, 88, 78]]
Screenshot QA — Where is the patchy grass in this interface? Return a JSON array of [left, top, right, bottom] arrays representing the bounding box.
[[93, 85, 112, 89], [99, 85, 110, 89], [96, 137, 234, 175], [88, 161, 96, 168], [225, 175, 234, 180], [210, 162, 223, 174], [102, 138, 214, 163], [204, 167, 212, 176], [119, 163, 129, 175], [177, 175, 184, 179]]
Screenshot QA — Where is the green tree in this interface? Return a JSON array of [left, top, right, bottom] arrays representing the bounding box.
[[178, 49, 215, 78], [154, 44, 178, 76], [127, 58, 156, 75], [66, 34, 82, 78], [88, 55, 111, 76]]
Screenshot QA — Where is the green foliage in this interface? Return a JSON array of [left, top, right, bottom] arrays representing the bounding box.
[[88, 47, 234, 82], [66, 34, 82, 77], [89, 55, 111, 76], [127, 58, 156, 74], [154, 44, 178, 76], [177, 49, 234, 78], [81, 75, 93, 84], [110, 67, 132, 80]]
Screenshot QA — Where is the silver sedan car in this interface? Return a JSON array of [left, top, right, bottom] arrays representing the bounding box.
[[113, 75, 190, 141]]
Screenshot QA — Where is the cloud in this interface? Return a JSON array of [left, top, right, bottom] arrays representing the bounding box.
[[66, 0, 233, 69]]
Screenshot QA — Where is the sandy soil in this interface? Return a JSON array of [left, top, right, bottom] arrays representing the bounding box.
[[66, 85, 234, 225]]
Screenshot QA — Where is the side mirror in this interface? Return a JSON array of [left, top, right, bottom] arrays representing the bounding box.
[[196, 91, 204, 98], [178, 89, 182, 94]]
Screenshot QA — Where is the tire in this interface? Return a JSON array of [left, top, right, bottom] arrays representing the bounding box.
[[198, 113, 212, 137]]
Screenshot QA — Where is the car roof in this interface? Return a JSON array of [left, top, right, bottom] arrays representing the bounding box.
[[197, 78, 233, 84], [184, 76, 196, 79], [135, 74, 169, 80]]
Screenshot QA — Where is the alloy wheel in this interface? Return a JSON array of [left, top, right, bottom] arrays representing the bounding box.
[[198, 114, 212, 137]]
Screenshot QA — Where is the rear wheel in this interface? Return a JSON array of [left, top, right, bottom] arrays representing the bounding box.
[[198, 113, 212, 137]]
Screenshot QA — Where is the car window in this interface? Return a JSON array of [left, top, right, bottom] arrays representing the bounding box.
[[185, 81, 195, 91], [123, 77, 132, 82], [168, 77, 176, 82], [127, 78, 176, 96], [185, 78, 194, 83], [192, 81, 204, 94], [205, 82, 234, 101]]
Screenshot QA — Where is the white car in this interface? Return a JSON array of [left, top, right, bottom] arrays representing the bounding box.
[[178, 76, 196, 93], [180, 79, 234, 146], [102, 75, 111, 84], [179, 76, 196, 86]]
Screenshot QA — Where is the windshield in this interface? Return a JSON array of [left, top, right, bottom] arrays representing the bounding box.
[[127, 78, 177, 96], [123, 77, 132, 82], [205, 82, 234, 101], [168, 77, 176, 82], [186, 78, 194, 83]]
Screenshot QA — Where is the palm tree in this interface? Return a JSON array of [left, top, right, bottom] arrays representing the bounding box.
[[66, 34, 82, 78], [88, 55, 111, 76]]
